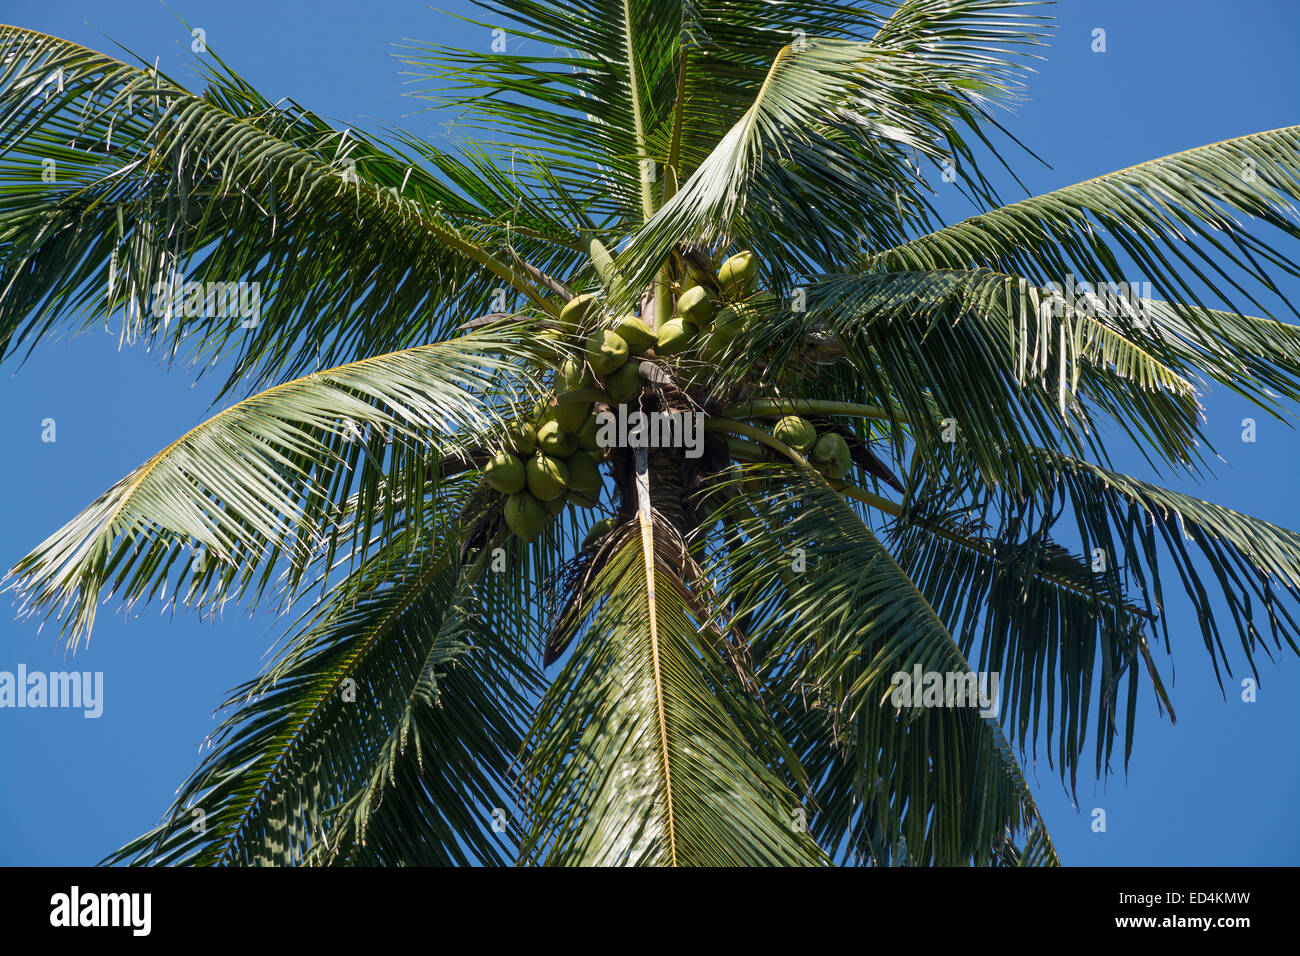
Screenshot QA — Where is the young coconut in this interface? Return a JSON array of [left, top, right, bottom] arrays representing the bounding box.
[[484, 450, 526, 494], [711, 304, 748, 342], [820, 457, 851, 481], [713, 292, 774, 342], [613, 315, 657, 352], [526, 453, 570, 500], [536, 419, 578, 458], [554, 399, 591, 433], [718, 250, 759, 296], [676, 286, 715, 326], [504, 492, 548, 542], [559, 356, 593, 392], [656, 318, 697, 356], [576, 413, 603, 451], [585, 329, 629, 375], [696, 329, 732, 367], [773, 416, 817, 453], [564, 450, 603, 497], [568, 487, 600, 508], [582, 516, 617, 549], [603, 361, 642, 404], [506, 419, 537, 455], [560, 293, 600, 333], [812, 432, 852, 480]]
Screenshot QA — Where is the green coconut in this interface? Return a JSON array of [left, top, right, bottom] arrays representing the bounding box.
[[582, 516, 617, 549], [821, 459, 851, 481], [526, 453, 569, 500], [655, 318, 697, 356], [773, 416, 817, 452], [695, 329, 731, 367], [559, 356, 593, 392], [506, 420, 537, 455], [555, 399, 591, 433], [676, 286, 715, 326], [812, 432, 852, 479], [544, 495, 566, 517], [484, 450, 526, 494], [560, 293, 600, 333], [568, 487, 601, 509], [536, 419, 578, 458], [715, 292, 774, 341], [812, 431, 849, 463], [718, 251, 758, 296], [504, 492, 548, 542], [576, 413, 603, 451], [565, 450, 602, 495], [613, 315, 657, 352], [603, 361, 642, 404], [585, 329, 629, 376], [711, 304, 749, 342]]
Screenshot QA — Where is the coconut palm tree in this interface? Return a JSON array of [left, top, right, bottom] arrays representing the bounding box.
[[3, 0, 1300, 867]]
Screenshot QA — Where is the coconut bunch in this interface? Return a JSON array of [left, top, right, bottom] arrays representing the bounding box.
[[771, 416, 852, 479], [482, 396, 607, 542], [475, 247, 834, 544], [655, 251, 763, 363], [479, 293, 659, 543]]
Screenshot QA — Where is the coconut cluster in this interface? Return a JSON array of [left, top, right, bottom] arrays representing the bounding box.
[[478, 250, 769, 543], [655, 251, 761, 362], [481, 292, 652, 543], [483, 389, 606, 543], [772, 415, 852, 479]]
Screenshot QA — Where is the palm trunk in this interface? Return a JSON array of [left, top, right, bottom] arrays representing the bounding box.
[[647, 446, 688, 533]]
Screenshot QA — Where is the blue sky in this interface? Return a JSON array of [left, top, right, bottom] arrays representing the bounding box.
[[1, 0, 1298, 866]]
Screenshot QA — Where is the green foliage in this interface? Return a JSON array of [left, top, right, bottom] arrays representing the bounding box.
[[4, 1, 1300, 867]]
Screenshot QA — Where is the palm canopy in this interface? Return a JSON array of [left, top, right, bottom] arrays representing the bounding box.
[[3, 0, 1300, 867]]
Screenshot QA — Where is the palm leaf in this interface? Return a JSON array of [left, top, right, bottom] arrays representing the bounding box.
[[890, 508, 1170, 794], [714, 465, 1056, 865], [4, 330, 539, 648], [0, 26, 568, 394], [103, 490, 543, 866], [806, 268, 1211, 483], [910, 447, 1300, 783], [877, 126, 1300, 323], [520, 514, 825, 866]]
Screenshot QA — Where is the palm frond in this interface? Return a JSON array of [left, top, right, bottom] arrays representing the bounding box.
[[877, 126, 1300, 324], [103, 491, 543, 866], [0, 27, 568, 394], [804, 268, 1216, 483], [714, 465, 1056, 865], [891, 509, 1170, 794], [521, 517, 825, 866], [616, 13, 1045, 301], [4, 331, 539, 648], [910, 448, 1300, 783]]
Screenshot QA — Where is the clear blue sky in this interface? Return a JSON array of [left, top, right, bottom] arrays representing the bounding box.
[[1, 0, 1297, 866]]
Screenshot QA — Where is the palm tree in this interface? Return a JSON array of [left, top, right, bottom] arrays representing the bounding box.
[[3, 0, 1299, 867]]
